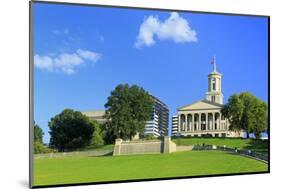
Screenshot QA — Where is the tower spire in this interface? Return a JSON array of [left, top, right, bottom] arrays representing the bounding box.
[[211, 55, 217, 72], [213, 54, 216, 72], [206, 54, 223, 104]]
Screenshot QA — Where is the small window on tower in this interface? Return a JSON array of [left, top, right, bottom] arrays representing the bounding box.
[[212, 79, 216, 90], [211, 96, 215, 102]]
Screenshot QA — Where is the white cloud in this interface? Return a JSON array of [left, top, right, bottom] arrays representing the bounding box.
[[34, 55, 54, 71], [76, 49, 101, 62], [34, 49, 101, 75], [134, 12, 197, 48]]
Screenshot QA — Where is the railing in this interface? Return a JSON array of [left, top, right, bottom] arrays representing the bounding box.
[[192, 144, 268, 163]]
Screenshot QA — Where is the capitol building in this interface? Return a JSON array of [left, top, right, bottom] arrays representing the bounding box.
[[172, 58, 242, 137]]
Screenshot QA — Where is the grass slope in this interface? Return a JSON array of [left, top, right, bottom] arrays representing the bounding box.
[[34, 151, 268, 186], [172, 138, 268, 152]]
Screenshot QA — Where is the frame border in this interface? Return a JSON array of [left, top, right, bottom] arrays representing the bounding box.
[[29, 1, 270, 188], [29, 1, 34, 188]]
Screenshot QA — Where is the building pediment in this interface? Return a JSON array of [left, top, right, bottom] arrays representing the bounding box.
[[177, 100, 223, 111]]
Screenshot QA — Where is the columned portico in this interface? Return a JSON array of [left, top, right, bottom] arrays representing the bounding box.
[[176, 100, 230, 137], [178, 112, 226, 132]]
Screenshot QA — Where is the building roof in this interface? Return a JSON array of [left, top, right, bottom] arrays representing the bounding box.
[[177, 99, 223, 111], [149, 94, 169, 109], [81, 110, 105, 117], [208, 71, 222, 76]]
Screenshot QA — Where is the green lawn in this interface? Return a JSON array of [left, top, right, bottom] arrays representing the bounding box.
[[34, 150, 268, 186], [172, 138, 268, 152]]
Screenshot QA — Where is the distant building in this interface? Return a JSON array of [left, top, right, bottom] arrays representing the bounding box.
[[144, 95, 169, 137], [81, 110, 106, 124], [171, 115, 178, 136]]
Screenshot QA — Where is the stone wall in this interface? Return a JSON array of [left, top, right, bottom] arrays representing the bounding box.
[[34, 149, 112, 159], [113, 137, 177, 156], [163, 137, 177, 153]]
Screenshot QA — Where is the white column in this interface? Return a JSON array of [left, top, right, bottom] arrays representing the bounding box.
[[185, 114, 188, 132], [209, 114, 212, 130], [192, 113, 194, 131], [178, 114, 181, 132], [187, 114, 190, 131], [217, 112, 220, 130], [206, 113, 209, 131], [198, 113, 201, 131], [218, 112, 221, 130], [212, 112, 215, 130]]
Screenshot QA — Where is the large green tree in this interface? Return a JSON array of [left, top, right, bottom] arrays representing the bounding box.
[[221, 94, 244, 132], [250, 100, 268, 139], [49, 109, 94, 151], [104, 84, 153, 143], [222, 92, 268, 139]]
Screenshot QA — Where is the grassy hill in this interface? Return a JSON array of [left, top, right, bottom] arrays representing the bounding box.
[[34, 150, 268, 186]]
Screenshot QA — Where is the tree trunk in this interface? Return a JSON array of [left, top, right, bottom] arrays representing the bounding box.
[[255, 132, 260, 139]]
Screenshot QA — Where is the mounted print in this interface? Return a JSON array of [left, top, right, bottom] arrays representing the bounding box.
[[30, 1, 270, 188]]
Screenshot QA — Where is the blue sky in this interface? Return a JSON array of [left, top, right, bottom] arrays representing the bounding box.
[[34, 3, 268, 143]]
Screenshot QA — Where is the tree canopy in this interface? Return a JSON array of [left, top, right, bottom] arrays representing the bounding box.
[[34, 123, 44, 143], [104, 84, 153, 143], [90, 120, 104, 147], [33, 123, 55, 154], [222, 92, 268, 139], [49, 109, 94, 151]]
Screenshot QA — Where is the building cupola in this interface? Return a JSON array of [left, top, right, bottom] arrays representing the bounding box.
[[205, 56, 223, 104]]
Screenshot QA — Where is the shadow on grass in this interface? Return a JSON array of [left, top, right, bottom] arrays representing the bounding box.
[[224, 151, 269, 164], [102, 151, 113, 156]]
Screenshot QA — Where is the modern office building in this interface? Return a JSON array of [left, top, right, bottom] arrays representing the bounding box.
[[144, 95, 169, 137], [144, 113, 160, 137], [171, 115, 179, 136]]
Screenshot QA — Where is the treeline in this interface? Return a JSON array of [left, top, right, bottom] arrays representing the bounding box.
[[34, 84, 153, 153], [33, 123, 55, 154]]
